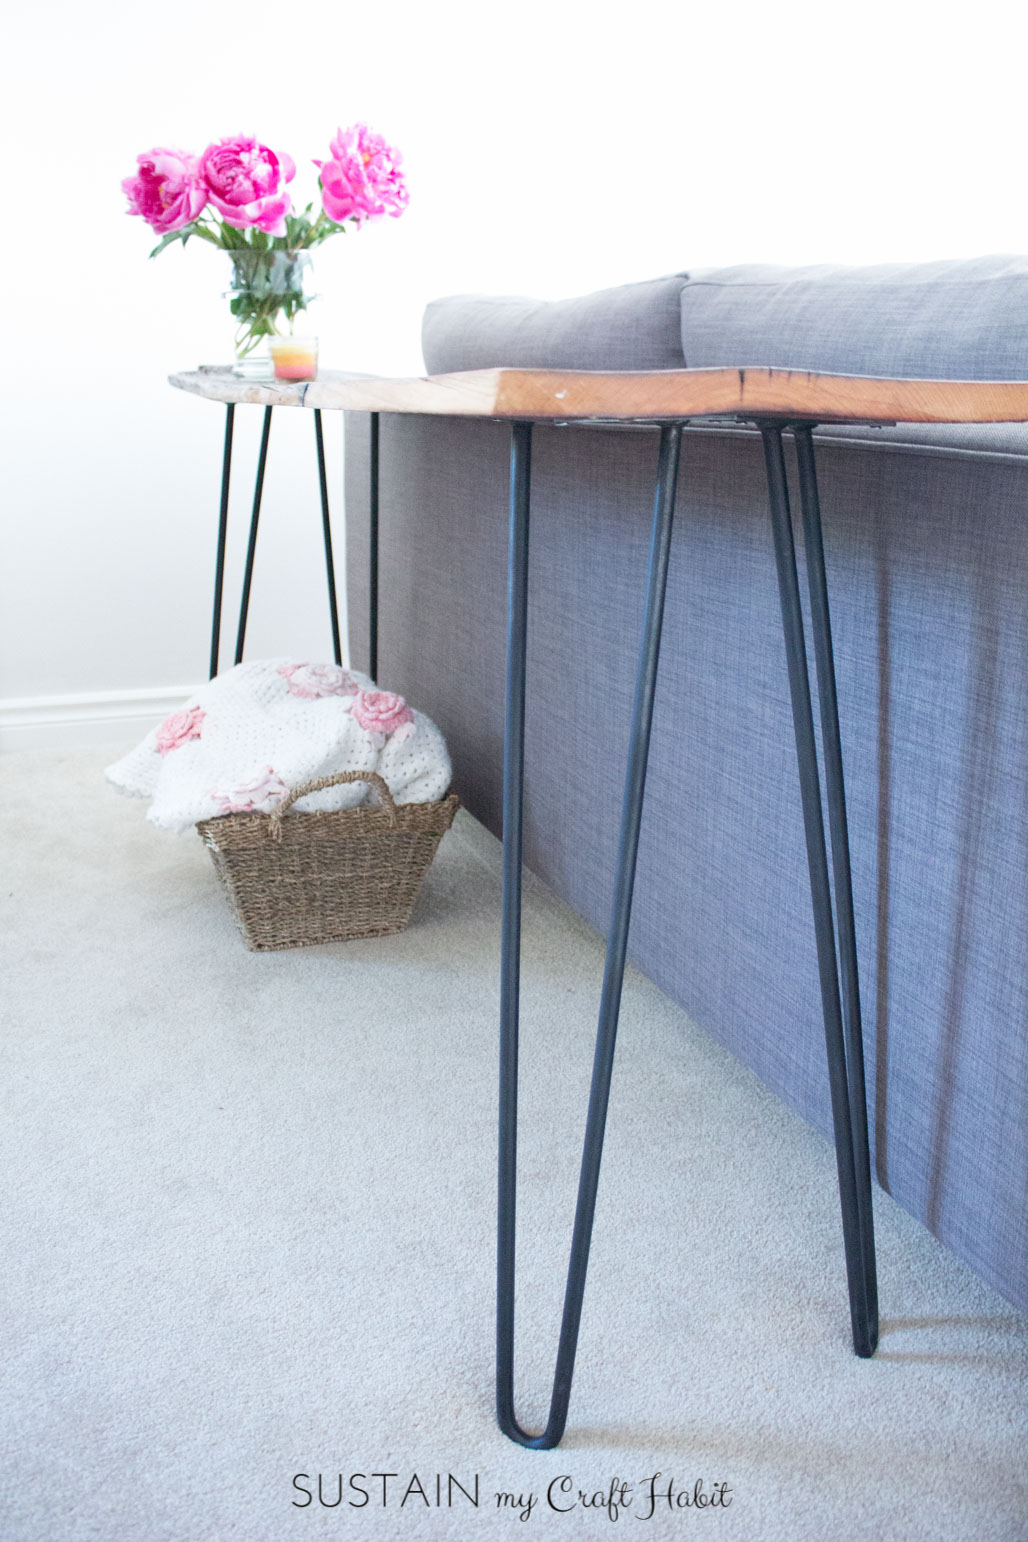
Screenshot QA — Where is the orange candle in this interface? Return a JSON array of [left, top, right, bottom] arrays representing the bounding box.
[[269, 337, 319, 381]]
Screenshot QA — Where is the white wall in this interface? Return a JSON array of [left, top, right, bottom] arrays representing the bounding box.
[[1, 0, 1024, 735]]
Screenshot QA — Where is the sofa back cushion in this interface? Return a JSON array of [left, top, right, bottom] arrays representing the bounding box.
[[422, 273, 690, 373], [679, 256, 1028, 379]]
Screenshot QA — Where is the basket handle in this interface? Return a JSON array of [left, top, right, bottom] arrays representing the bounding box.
[[268, 769, 398, 839]]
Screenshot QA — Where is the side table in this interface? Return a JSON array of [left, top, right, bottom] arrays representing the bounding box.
[[170, 362, 1028, 1449], [169, 367, 379, 678]]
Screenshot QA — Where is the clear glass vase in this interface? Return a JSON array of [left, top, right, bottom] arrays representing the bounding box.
[[224, 249, 317, 379]]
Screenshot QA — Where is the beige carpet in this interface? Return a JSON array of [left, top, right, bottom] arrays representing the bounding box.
[[2, 744, 1025, 1542]]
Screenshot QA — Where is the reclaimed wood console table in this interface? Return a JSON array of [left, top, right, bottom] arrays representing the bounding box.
[[170, 364, 1028, 1449]]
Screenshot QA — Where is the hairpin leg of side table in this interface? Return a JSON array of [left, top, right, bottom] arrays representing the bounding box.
[[211, 404, 344, 676], [234, 407, 273, 665], [761, 424, 878, 1359], [497, 420, 683, 1449], [314, 409, 343, 667], [209, 403, 235, 679], [368, 412, 380, 681]]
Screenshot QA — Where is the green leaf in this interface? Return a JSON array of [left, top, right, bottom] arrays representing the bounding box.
[[190, 223, 223, 248], [148, 228, 188, 259]]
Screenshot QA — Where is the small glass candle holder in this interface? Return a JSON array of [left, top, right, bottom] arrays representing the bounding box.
[[269, 336, 319, 382]]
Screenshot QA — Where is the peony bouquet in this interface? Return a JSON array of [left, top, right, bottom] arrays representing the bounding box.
[[123, 126, 408, 361]]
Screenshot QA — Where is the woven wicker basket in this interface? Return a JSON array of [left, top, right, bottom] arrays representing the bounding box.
[[197, 770, 459, 951]]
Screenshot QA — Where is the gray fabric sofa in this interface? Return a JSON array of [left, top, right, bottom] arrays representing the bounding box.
[[345, 257, 1028, 1310]]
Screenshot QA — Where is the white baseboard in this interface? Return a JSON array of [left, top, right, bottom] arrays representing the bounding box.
[[0, 685, 201, 753]]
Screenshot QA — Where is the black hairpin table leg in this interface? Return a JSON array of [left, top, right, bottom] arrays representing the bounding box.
[[761, 424, 878, 1358], [214, 405, 343, 672], [368, 412, 380, 680], [314, 409, 343, 667], [234, 406, 273, 665], [209, 403, 235, 679], [497, 421, 683, 1449]]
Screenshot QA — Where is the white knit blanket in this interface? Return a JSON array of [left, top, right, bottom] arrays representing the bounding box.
[[105, 660, 452, 833]]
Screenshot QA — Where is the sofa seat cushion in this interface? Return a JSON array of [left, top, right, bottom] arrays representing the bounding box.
[[679, 256, 1028, 380], [421, 273, 690, 374]]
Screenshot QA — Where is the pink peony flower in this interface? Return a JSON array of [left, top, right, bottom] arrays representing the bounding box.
[[351, 688, 415, 747], [211, 766, 290, 815], [277, 663, 360, 700], [123, 148, 208, 234], [315, 123, 409, 226], [199, 135, 296, 236], [155, 704, 206, 755]]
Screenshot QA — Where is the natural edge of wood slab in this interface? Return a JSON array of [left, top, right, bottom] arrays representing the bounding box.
[[169, 366, 1028, 425], [167, 367, 375, 409]]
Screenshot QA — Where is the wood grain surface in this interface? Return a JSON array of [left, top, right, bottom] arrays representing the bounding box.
[[169, 365, 1028, 425]]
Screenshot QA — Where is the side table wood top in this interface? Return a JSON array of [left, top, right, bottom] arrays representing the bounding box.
[[170, 364, 1028, 425]]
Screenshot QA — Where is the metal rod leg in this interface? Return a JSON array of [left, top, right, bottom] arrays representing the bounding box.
[[761, 425, 877, 1358], [314, 409, 342, 666], [368, 413, 380, 680], [233, 407, 273, 665], [209, 403, 235, 679], [793, 426, 878, 1353], [498, 423, 683, 1449]]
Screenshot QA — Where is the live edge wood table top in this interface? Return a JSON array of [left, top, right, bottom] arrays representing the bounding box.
[[169, 363, 1028, 425]]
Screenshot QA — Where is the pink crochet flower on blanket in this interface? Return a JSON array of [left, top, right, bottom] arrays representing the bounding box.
[[155, 705, 205, 755], [350, 688, 415, 747], [277, 663, 359, 700], [211, 766, 290, 815]]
